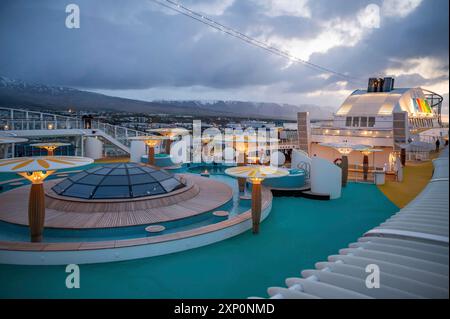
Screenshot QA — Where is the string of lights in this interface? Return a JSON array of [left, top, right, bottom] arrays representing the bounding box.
[[150, 0, 365, 85]]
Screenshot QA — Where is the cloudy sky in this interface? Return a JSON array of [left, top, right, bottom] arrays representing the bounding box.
[[0, 0, 448, 113]]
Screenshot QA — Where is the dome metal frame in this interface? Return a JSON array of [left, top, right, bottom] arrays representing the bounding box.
[[51, 163, 185, 200]]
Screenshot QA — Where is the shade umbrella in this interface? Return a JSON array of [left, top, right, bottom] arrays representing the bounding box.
[[225, 165, 288, 234], [30, 142, 71, 156], [0, 136, 28, 159], [320, 142, 370, 186], [359, 148, 383, 181], [147, 128, 190, 154], [128, 135, 171, 166], [0, 156, 93, 242], [225, 134, 279, 192]]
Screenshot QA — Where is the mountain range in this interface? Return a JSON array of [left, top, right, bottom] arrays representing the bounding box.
[[0, 76, 334, 120]]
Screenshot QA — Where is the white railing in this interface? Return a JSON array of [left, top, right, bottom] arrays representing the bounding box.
[[0, 107, 147, 149], [311, 127, 393, 138]]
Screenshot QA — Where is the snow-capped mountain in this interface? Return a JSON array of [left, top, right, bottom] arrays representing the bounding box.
[[0, 76, 334, 120]]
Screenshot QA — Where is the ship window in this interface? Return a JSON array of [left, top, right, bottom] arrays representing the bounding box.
[[352, 117, 360, 127], [360, 117, 368, 127], [368, 117, 375, 127], [345, 117, 352, 126]]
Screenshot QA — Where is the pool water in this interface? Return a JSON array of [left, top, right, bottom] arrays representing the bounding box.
[[0, 166, 249, 242], [0, 181, 398, 298]]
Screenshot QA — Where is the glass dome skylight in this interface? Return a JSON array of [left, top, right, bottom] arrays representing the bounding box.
[[52, 163, 185, 200]]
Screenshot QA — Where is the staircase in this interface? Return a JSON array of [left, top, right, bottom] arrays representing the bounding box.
[[0, 107, 147, 154]]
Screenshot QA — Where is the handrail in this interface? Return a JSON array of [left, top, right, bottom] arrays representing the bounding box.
[[422, 88, 444, 127], [0, 107, 148, 149]]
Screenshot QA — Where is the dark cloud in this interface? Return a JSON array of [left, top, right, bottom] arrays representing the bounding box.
[[0, 0, 448, 104]]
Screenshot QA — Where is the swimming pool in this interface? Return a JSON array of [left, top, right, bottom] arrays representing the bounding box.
[[0, 164, 250, 243], [0, 180, 398, 298]]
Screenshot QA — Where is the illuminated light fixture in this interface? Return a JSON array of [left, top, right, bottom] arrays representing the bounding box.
[[224, 134, 279, 192], [47, 123, 54, 130], [225, 165, 288, 234], [30, 142, 71, 156], [0, 156, 93, 242], [359, 148, 382, 181], [128, 135, 171, 166], [147, 128, 190, 154], [320, 142, 370, 186]]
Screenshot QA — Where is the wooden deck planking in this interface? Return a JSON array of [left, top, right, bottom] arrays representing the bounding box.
[[0, 174, 233, 229]]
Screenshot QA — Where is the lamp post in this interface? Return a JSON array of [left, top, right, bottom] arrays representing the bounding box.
[[359, 148, 382, 181], [225, 165, 288, 234], [0, 137, 28, 159], [30, 142, 71, 156], [320, 142, 370, 187], [0, 156, 93, 242], [227, 135, 278, 192], [128, 135, 170, 166], [147, 128, 190, 154]]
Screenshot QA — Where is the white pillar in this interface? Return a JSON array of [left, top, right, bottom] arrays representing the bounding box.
[[84, 137, 103, 160], [130, 140, 146, 163]]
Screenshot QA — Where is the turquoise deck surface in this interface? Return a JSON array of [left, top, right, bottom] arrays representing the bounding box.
[[0, 181, 397, 298]]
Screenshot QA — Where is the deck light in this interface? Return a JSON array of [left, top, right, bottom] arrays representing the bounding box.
[[359, 148, 383, 181], [225, 165, 288, 234], [320, 142, 370, 186], [30, 142, 71, 156], [128, 135, 171, 166], [0, 156, 93, 242], [147, 128, 189, 154]]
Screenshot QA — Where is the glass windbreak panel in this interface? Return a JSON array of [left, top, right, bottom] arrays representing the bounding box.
[[132, 183, 166, 197], [77, 174, 105, 185], [151, 170, 172, 181], [352, 117, 360, 127], [129, 173, 156, 184], [93, 186, 130, 199], [69, 171, 88, 182], [368, 117, 376, 127], [52, 179, 72, 194], [109, 168, 127, 175], [360, 117, 368, 127], [100, 175, 129, 186], [63, 184, 96, 199], [345, 117, 352, 126], [160, 178, 183, 192]]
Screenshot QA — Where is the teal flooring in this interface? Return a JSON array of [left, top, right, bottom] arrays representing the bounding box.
[[0, 183, 397, 298]]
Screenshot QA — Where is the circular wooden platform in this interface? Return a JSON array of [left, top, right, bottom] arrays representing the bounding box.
[[0, 174, 233, 229]]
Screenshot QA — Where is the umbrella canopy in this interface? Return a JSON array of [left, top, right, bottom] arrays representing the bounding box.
[[320, 142, 371, 155], [30, 142, 71, 148], [0, 137, 28, 144], [225, 165, 289, 182], [128, 135, 171, 147], [0, 156, 93, 173], [359, 148, 383, 155], [147, 128, 190, 137]]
